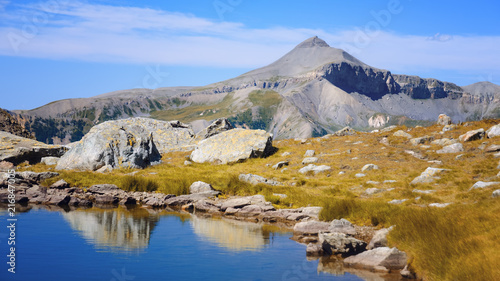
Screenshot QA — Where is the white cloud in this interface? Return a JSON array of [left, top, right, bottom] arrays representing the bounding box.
[[0, 1, 498, 79]]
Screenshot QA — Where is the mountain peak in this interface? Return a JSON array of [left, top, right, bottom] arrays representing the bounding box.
[[296, 36, 330, 48]]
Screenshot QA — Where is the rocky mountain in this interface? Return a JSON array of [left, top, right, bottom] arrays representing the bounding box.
[[11, 36, 500, 142]]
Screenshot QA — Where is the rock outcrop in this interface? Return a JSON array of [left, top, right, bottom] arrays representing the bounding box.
[[56, 118, 162, 171], [0, 108, 33, 139], [343, 247, 407, 271], [190, 129, 275, 164], [0, 131, 67, 165], [195, 118, 233, 140]]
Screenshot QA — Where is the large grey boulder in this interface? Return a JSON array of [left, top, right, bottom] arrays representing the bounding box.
[[0, 131, 67, 165], [343, 247, 407, 271], [195, 118, 233, 140], [393, 130, 412, 139], [329, 218, 356, 235], [190, 129, 274, 164], [56, 118, 162, 171], [319, 232, 367, 257]]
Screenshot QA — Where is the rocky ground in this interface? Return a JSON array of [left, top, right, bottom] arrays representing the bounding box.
[[1, 114, 500, 280]]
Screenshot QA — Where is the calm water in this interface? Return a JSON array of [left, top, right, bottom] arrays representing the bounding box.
[[0, 205, 365, 281]]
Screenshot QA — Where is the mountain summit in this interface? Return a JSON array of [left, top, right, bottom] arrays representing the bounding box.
[[295, 36, 330, 48], [11, 37, 500, 143]]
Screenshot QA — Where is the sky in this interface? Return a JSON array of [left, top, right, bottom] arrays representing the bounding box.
[[0, 0, 499, 110]]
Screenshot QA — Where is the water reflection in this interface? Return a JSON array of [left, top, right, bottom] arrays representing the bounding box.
[[190, 216, 271, 252], [62, 207, 160, 252]]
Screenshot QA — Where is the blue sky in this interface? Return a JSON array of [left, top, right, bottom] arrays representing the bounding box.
[[1, 0, 499, 110]]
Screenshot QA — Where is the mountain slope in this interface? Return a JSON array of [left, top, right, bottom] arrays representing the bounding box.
[[12, 37, 500, 143]]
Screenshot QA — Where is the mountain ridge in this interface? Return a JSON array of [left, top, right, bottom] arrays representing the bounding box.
[[9, 36, 500, 143]]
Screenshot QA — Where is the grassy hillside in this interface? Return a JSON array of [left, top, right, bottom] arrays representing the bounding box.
[[24, 119, 500, 280]]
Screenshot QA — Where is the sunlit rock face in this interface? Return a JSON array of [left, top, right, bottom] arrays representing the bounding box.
[[62, 208, 159, 252], [189, 216, 270, 251]]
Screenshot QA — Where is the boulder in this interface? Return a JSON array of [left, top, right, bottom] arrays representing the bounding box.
[[238, 205, 263, 217], [87, 184, 122, 195], [189, 181, 215, 194], [436, 143, 464, 154], [304, 150, 315, 157], [437, 114, 452, 125], [306, 243, 324, 256], [293, 221, 331, 235], [410, 167, 448, 184], [50, 179, 70, 189], [0, 131, 67, 165], [272, 161, 289, 170], [299, 164, 331, 174], [343, 247, 407, 271], [459, 128, 485, 142], [195, 118, 233, 140], [329, 219, 356, 235], [56, 118, 163, 171], [319, 232, 367, 257], [442, 124, 457, 132], [492, 189, 500, 198], [220, 197, 251, 211], [380, 125, 397, 133], [367, 227, 393, 250], [190, 128, 274, 164], [364, 188, 384, 196], [470, 181, 500, 190], [47, 194, 71, 206], [410, 136, 434, 146], [393, 130, 412, 139], [238, 173, 280, 186], [41, 157, 60, 165], [94, 194, 119, 205], [193, 200, 221, 213], [485, 144, 500, 153], [301, 206, 322, 219], [361, 164, 379, 172], [431, 138, 458, 146], [486, 124, 500, 138], [335, 127, 356, 136], [302, 157, 318, 164]]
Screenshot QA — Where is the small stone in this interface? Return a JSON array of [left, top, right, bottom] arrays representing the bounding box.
[[388, 199, 407, 204], [272, 161, 289, 170], [492, 189, 500, 198], [428, 203, 452, 208], [470, 181, 500, 190], [302, 157, 318, 164], [393, 130, 412, 139], [189, 181, 215, 194], [304, 150, 315, 157], [355, 173, 366, 178], [361, 164, 379, 172]]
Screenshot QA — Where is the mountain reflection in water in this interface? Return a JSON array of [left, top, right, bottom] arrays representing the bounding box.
[[62, 207, 161, 252], [190, 216, 270, 251]]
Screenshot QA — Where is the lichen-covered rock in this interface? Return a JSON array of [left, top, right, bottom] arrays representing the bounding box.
[[367, 226, 393, 250], [410, 136, 434, 146], [437, 114, 452, 125], [56, 118, 162, 171], [190, 129, 274, 164], [0, 131, 67, 165]]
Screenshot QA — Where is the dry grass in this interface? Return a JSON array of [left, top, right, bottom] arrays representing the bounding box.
[[22, 118, 500, 280]]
